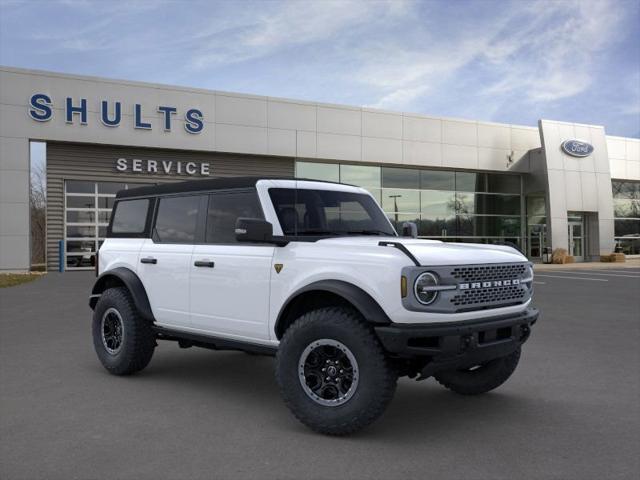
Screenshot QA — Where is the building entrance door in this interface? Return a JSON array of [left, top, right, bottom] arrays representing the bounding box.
[[568, 217, 584, 261], [528, 224, 546, 260]]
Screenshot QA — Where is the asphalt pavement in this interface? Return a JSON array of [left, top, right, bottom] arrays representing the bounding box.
[[1, 269, 639, 480]]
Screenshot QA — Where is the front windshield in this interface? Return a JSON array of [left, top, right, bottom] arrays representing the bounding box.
[[269, 188, 397, 237]]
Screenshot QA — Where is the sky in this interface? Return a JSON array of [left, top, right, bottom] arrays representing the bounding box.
[[1, 0, 639, 137]]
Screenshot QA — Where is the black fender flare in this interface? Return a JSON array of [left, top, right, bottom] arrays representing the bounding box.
[[275, 280, 391, 338], [89, 267, 154, 322]]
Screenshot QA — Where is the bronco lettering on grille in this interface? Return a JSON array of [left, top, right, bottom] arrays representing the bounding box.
[[458, 279, 520, 290]]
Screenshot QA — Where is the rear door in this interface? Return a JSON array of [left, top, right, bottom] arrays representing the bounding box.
[[189, 189, 274, 341], [137, 194, 206, 329]]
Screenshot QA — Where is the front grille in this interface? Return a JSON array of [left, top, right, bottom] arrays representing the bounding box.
[[451, 263, 527, 283], [451, 285, 526, 308], [401, 262, 533, 314]]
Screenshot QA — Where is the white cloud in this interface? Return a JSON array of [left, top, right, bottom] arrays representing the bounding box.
[[355, 0, 626, 111], [190, 0, 408, 70]]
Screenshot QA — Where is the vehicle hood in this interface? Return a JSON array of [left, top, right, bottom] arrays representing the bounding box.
[[316, 237, 528, 266]]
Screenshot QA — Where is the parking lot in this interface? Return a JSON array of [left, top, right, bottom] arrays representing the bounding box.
[[1, 268, 639, 480]]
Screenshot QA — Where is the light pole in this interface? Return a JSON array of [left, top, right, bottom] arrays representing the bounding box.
[[388, 194, 402, 224]]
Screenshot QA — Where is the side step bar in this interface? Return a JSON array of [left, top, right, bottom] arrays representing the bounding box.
[[153, 326, 277, 356]]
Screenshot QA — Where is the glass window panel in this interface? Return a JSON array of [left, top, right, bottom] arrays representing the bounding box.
[[614, 219, 640, 237], [66, 240, 96, 253], [111, 199, 150, 234], [612, 180, 640, 199], [98, 197, 116, 209], [66, 226, 95, 238], [382, 167, 420, 189], [487, 174, 521, 194], [456, 172, 486, 192], [474, 194, 521, 215], [206, 191, 263, 244], [527, 196, 546, 216], [67, 196, 95, 208], [340, 165, 381, 188], [98, 211, 110, 223], [615, 237, 640, 255], [66, 180, 95, 194], [420, 170, 455, 191], [98, 182, 127, 194], [381, 188, 420, 213], [613, 199, 640, 218], [66, 254, 95, 268], [365, 188, 382, 205], [487, 237, 522, 249], [455, 193, 475, 215], [98, 226, 107, 237], [154, 196, 201, 243], [419, 215, 455, 236], [126, 183, 149, 190], [296, 162, 339, 182], [421, 190, 455, 216], [528, 216, 546, 226], [457, 215, 521, 237], [66, 210, 95, 223], [386, 214, 419, 235]]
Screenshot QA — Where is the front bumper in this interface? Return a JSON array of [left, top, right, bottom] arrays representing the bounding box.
[[375, 307, 538, 377]]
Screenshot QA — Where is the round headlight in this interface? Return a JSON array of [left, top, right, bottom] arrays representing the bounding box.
[[414, 272, 439, 305]]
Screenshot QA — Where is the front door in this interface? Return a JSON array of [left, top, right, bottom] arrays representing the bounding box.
[[189, 190, 274, 341], [528, 223, 546, 260], [568, 219, 584, 261]]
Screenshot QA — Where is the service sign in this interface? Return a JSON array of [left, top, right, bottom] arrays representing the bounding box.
[[561, 139, 594, 157], [116, 158, 210, 176]]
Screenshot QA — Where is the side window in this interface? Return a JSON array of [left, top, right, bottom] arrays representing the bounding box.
[[206, 190, 263, 244], [154, 195, 202, 243], [111, 199, 150, 234]]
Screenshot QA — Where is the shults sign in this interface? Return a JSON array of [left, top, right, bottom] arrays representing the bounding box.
[[28, 93, 204, 134]]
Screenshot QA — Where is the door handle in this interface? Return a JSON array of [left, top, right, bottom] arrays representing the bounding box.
[[194, 260, 215, 268], [140, 257, 157, 264]]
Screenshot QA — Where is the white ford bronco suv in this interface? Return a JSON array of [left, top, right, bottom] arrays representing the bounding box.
[[90, 177, 538, 435]]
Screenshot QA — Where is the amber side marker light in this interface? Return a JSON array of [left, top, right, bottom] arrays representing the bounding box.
[[401, 276, 408, 298]]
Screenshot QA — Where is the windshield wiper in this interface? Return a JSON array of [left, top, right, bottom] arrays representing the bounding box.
[[293, 229, 391, 237], [345, 230, 392, 236], [294, 230, 343, 236]]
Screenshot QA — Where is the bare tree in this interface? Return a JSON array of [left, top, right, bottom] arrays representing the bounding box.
[[30, 163, 46, 269]]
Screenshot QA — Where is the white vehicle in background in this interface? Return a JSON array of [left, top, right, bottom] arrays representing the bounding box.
[[89, 177, 538, 435]]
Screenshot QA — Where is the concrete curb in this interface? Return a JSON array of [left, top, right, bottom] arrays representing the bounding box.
[[533, 259, 640, 271]]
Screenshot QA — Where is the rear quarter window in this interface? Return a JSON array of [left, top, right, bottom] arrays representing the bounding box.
[[110, 199, 150, 235]]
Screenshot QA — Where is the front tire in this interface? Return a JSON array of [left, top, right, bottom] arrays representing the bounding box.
[[276, 307, 397, 436], [434, 348, 521, 395], [92, 287, 155, 375]]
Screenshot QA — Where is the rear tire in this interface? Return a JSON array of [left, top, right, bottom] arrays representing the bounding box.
[[92, 287, 155, 375], [434, 348, 521, 395], [276, 307, 397, 436]]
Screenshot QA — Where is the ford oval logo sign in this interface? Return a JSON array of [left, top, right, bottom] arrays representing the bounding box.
[[561, 139, 594, 157]]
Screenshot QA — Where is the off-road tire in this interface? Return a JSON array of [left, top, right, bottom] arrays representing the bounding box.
[[276, 307, 397, 436], [92, 287, 155, 375], [434, 347, 521, 395]]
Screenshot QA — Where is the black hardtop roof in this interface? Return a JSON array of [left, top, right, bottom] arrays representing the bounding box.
[[115, 176, 347, 199]]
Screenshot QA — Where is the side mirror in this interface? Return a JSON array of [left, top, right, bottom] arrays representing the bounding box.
[[235, 218, 288, 246], [401, 221, 418, 238]]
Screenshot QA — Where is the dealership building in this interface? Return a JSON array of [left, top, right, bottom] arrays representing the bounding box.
[[0, 66, 639, 272]]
